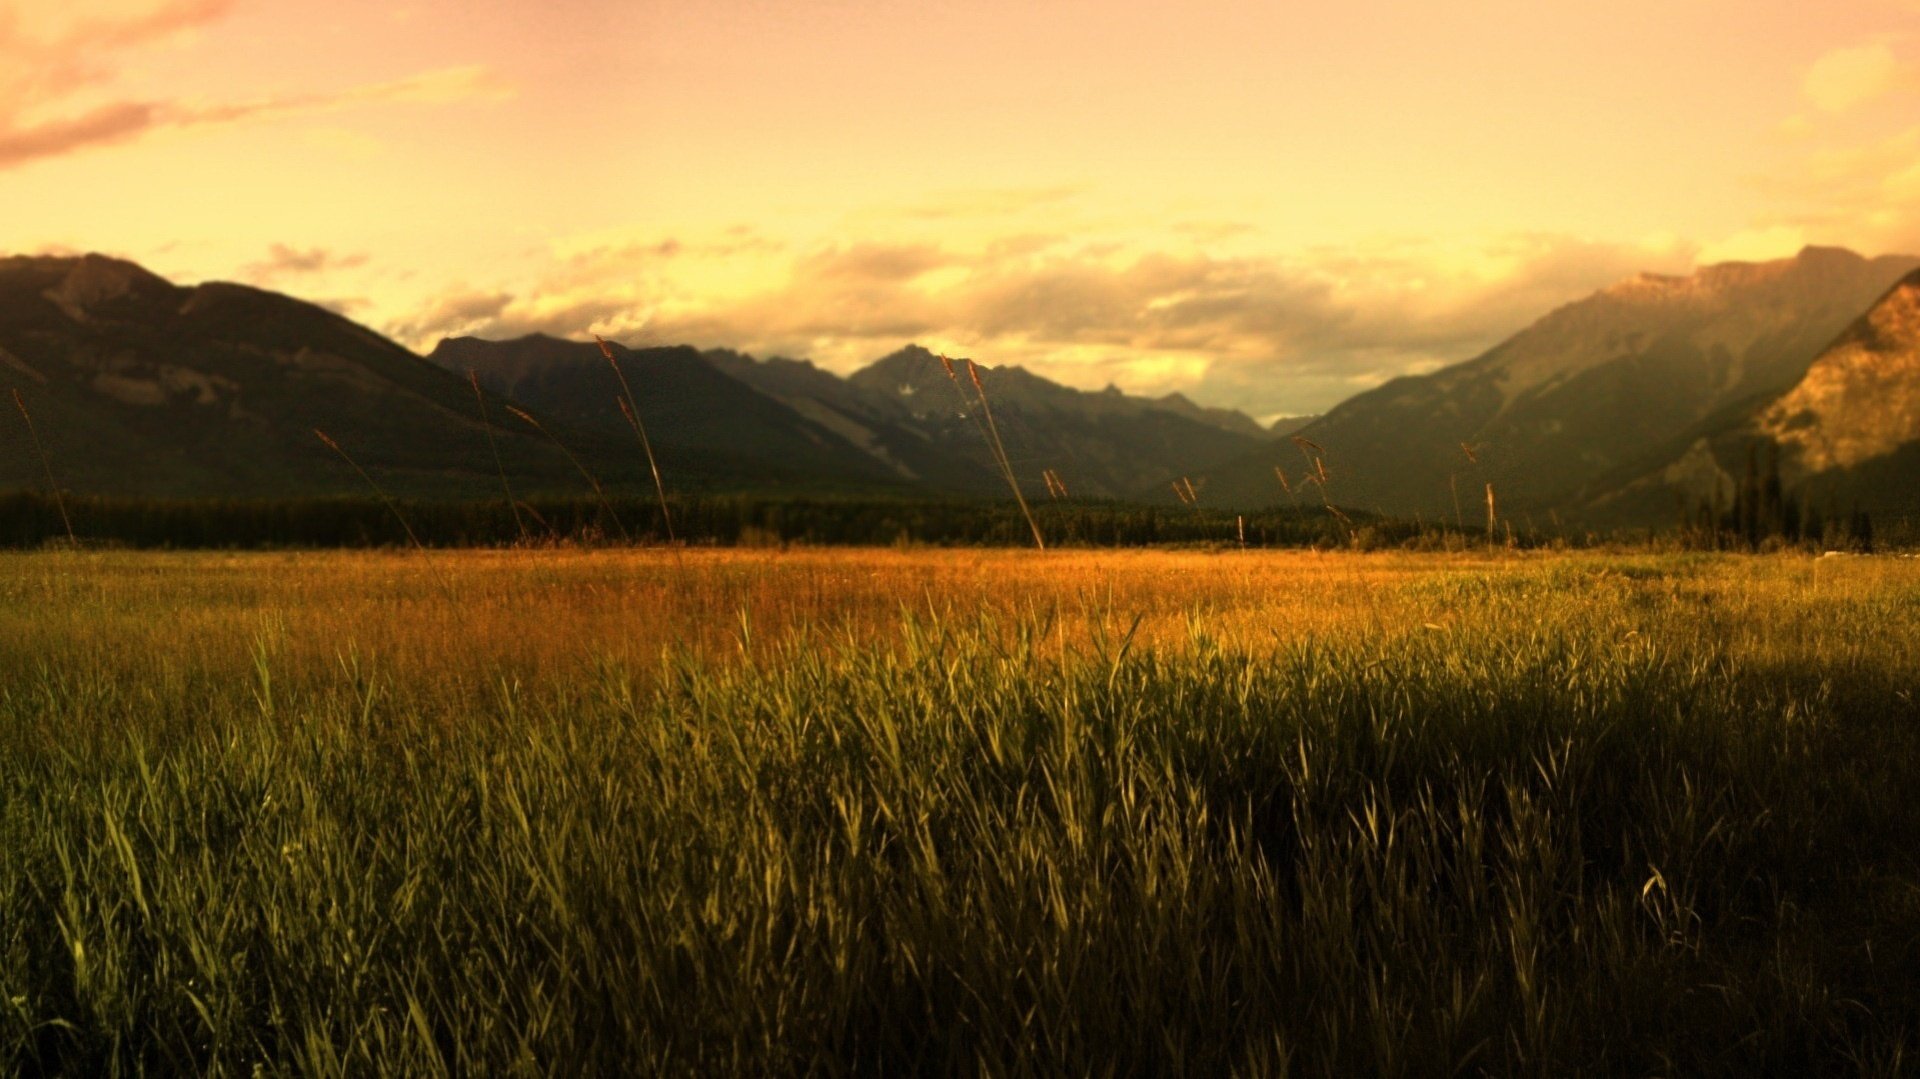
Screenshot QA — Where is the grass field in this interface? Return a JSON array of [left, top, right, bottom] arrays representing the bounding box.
[[3, 548, 1920, 1074]]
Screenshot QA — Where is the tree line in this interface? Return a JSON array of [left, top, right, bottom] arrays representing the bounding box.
[[0, 492, 1409, 550], [1675, 442, 1880, 552]]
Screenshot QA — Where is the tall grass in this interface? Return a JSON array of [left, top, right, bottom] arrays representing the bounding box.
[[1, 550, 1918, 1074], [595, 336, 676, 545], [941, 354, 1044, 551], [467, 370, 528, 543], [313, 428, 424, 552], [11, 388, 74, 547], [505, 406, 630, 544]]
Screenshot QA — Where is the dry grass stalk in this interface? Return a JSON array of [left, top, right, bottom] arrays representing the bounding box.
[[314, 428, 425, 551], [506, 405, 630, 544], [957, 357, 1044, 551], [1282, 443, 1351, 539], [468, 370, 528, 543], [1484, 482, 1498, 552], [12, 388, 74, 548], [937, 352, 997, 449], [595, 336, 675, 545]]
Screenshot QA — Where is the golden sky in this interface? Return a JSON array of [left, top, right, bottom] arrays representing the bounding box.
[[4, 0, 1918, 417]]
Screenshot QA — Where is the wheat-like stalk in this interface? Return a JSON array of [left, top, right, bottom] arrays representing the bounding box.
[[468, 370, 528, 543], [1273, 465, 1301, 509], [937, 352, 997, 450], [314, 428, 424, 551], [1283, 440, 1354, 540], [12, 388, 74, 548], [1484, 481, 1498, 552], [596, 336, 675, 545], [959, 358, 1044, 551], [506, 405, 630, 544]]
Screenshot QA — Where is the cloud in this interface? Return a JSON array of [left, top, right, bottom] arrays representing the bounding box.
[[0, 0, 511, 171], [242, 243, 370, 283], [388, 288, 516, 343], [390, 230, 1693, 416], [386, 287, 639, 347], [1750, 124, 1920, 254], [1803, 39, 1905, 113], [0, 0, 236, 108], [0, 101, 157, 168]]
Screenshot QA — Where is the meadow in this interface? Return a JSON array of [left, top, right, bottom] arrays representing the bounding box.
[[2, 547, 1919, 1074]]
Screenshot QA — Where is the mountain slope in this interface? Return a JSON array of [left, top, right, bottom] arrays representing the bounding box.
[[1189, 246, 1920, 517], [840, 346, 1273, 498], [0, 254, 580, 499], [430, 335, 911, 491], [710, 344, 1275, 498], [702, 348, 999, 491], [1759, 268, 1920, 475], [1587, 268, 1920, 522]]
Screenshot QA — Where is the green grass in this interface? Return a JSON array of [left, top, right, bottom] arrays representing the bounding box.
[[1, 549, 1918, 1074]]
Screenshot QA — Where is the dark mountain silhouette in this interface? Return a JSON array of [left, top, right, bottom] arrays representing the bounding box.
[[702, 348, 1000, 491], [13, 249, 1919, 531], [837, 345, 1272, 498], [430, 336, 908, 491], [707, 344, 1274, 498], [0, 253, 584, 499]]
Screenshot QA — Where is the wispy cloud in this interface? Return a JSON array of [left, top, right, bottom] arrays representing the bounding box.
[[1802, 38, 1908, 113], [0, 0, 236, 107], [242, 243, 370, 284], [0, 0, 512, 171], [0, 102, 158, 168]]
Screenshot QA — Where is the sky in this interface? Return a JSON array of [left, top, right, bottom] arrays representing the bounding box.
[[3, 0, 1918, 419]]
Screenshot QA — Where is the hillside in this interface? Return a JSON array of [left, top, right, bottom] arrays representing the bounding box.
[[828, 345, 1273, 498], [1586, 268, 1920, 523], [0, 254, 580, 499], [431, 336, 908, 491], [1185, 246, 1920, 519]]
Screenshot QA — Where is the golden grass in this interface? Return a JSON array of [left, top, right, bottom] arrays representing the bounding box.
[[3, 547, 1910, 710]]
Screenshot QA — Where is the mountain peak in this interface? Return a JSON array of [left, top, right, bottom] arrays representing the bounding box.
[[36, 253, 178, 321], [1794, 244, 1865, 267]]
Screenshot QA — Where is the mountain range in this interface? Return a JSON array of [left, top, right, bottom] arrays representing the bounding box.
[[0, 254, 1274, 504], [5, 247, 1920, 529]]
